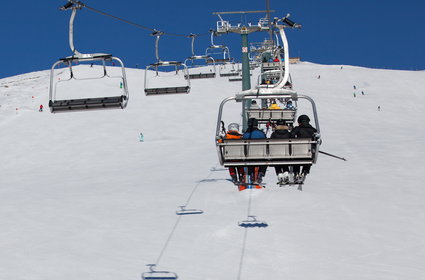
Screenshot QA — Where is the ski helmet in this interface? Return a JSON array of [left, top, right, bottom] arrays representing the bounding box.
[[247, 118, 259, 128], [228, 123, 240, 131], [297, 114, 310, 123], [276, 119, 286, 126]]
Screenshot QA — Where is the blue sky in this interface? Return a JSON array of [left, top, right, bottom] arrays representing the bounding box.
[[1, 0, 424, 78]]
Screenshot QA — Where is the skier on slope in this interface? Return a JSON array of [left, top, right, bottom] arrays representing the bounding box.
[[290, 115, 317, 183]]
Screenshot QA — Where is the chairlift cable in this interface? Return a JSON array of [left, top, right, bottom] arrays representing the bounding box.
[[237, 227, 249, 280], [182, 169, 214, 209], [66, 0, 209, 38]]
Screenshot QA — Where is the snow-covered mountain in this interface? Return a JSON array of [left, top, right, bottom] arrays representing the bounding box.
[[1, 62, 424, 280]]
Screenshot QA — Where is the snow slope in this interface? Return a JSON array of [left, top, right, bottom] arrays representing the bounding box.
[[1, 62, 424, 280]]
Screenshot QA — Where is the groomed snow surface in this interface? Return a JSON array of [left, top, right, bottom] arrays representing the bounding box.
[[1, 62, 424, 280]]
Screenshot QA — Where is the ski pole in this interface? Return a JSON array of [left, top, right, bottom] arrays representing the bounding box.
[[319, 150, 347, 161]]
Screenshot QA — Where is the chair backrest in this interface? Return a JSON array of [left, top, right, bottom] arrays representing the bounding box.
[[220, 138, 315, 163]]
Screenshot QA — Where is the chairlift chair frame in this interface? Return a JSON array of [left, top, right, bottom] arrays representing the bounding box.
[[205, 30, 231, 64], [144, 32, 190, 96], [183, 34, 217, 79], [215, 92, 321, 168], [256, 24, 291, 90], [49, 2, 129, 113]]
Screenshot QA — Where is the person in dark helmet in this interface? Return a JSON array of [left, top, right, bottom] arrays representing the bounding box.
[[242, 118, 267, 187], [270, 119, 291, 184], [291, 114, 317, 182], [243, 118, 266, 140]]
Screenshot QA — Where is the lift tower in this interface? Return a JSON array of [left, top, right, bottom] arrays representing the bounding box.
[[212, 10, 273, 130]]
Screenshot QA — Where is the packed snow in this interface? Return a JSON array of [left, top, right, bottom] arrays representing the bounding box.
[[1, 62, 424, 280]]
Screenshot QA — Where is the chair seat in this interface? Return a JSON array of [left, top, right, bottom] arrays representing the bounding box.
[[49, 96, 126, 113]]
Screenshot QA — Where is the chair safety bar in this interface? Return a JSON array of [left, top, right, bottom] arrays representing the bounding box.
[[246, 109, 296, 123]]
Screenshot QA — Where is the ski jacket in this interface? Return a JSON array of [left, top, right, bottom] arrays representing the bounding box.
[[290, 123, 317, 139], [271, 126, 291, 139], [268, 103, 281, 110], [225, 130, 243, 139], [243, 129, 266, 140]]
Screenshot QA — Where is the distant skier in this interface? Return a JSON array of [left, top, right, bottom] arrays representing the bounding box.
[[270, 119, 291, 184], [353, 85, 357, 89], [353, 92, 356, 97], [378, 105, 381, 111], [361, 91, 364, 95], [290, 115, 317, 183], [39, 104, 43, 112], [317, 75, 321, 79]]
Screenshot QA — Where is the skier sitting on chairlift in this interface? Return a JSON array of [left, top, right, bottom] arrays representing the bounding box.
[[270, 119, 291, 184], [290, 114, 317, 183], [224, 123, 245, 184], [243, 118, 267, 185], [285, 100, 295, 110]]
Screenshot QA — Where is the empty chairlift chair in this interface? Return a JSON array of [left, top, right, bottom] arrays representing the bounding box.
[[183, 34, 216, 79], [205, 30, 231, 64], [144, 32, 190, 96], [49, 2, 129, 113], [219, 62, 241, 77]]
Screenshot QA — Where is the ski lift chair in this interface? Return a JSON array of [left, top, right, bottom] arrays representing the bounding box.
[[142, 264, 178, 280], [219, 62, 240, 77], [49, 2, 129, 113], [215, 92, 321, 169], [144, 32, 190, 95], [205, 30, 231, 64], [183, 34, 217, 79]]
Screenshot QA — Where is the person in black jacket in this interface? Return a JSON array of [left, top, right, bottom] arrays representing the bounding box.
[[291, 115, 317, 182], [270, 119, 291, 184]]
